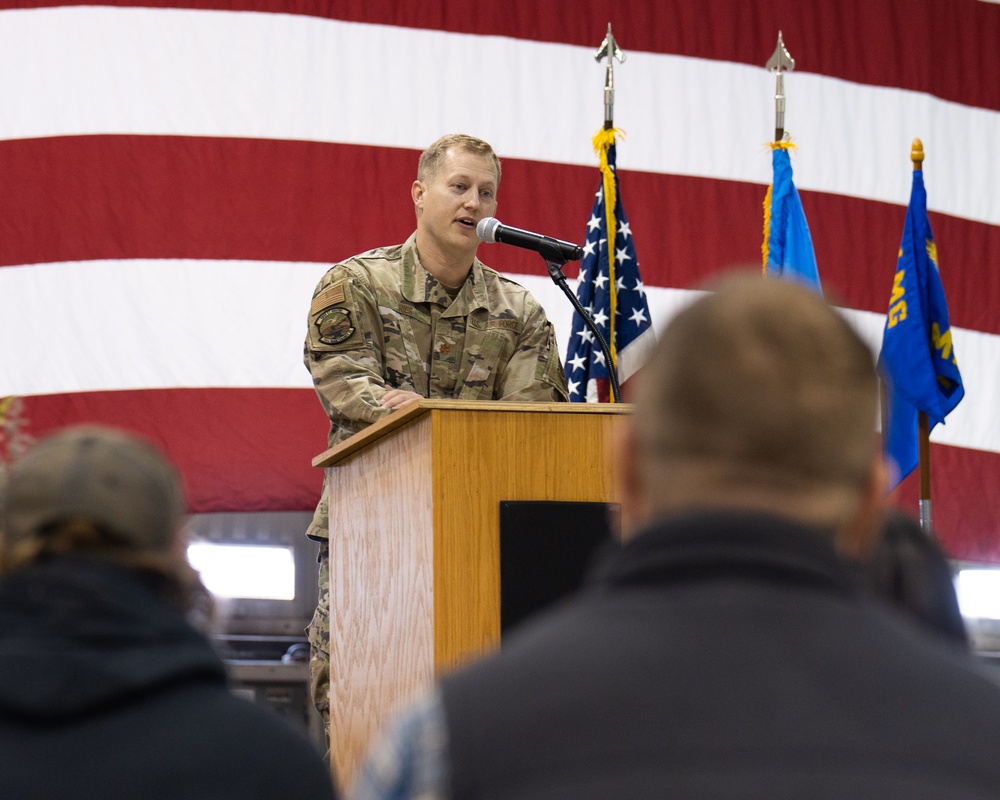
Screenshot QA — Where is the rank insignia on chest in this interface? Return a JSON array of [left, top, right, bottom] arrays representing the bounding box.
[[315, 307, 355, 346]]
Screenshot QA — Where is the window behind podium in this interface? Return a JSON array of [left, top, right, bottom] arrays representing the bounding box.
[[186, 511, 319, 639], [184, 511, 324, 751]]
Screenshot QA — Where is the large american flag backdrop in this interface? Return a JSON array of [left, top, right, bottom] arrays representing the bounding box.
[[2, 1, 999, 561]]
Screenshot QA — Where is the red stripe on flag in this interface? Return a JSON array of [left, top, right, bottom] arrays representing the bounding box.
[[2, 135, 998, 335], [21, 388, 329, 514], [12, 386, 1000, 562], [7, 1, 998, 112], [893, 443, 1000, 563], [0, 136, 417, 268]]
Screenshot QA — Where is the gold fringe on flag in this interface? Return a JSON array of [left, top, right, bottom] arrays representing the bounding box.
[[761, 139, 798, 275], [761, 182, 773, 276]]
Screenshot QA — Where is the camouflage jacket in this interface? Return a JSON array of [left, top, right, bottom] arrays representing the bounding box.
[[304, 233, 568, 538]]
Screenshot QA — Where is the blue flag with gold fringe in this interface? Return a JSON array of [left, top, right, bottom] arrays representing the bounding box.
[[877, 168, 964, 487], [763, 145, 822, 295]]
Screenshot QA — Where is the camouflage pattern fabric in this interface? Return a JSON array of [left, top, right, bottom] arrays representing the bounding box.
[[307, 543, 331, 748], [303, 232, 568, 541], [304, 232, 568, 724]]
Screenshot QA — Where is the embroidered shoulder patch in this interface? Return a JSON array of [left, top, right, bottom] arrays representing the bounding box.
[[314, 307, 355, 346], [310, 284, 346, 316]]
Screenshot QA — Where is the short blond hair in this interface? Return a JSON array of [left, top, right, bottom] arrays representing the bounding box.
[[417, 133, 501, 186], [632, 275, 879, 526]]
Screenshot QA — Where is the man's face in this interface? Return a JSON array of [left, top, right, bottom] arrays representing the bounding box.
[[412, 147, 498, 265]]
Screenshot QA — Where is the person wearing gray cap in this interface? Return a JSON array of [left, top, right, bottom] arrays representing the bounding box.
[[0, 425, 337, 799]]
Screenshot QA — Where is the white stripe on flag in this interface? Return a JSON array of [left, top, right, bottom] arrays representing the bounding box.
[[4, 259, 999, 459], [0, 6, 998, 225], [0, 258, 328, 394]]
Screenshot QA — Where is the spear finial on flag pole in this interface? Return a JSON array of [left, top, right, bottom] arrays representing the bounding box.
[[595, 23, 625, 130], [593, 24, 627, 392], [765, 31, 795, 142]]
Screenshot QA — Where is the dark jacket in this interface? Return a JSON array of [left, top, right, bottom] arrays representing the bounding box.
[[442, 511, 1000, 800], [0, 557, 335, 799]]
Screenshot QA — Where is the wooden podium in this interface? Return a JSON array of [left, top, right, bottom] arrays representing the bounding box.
[[312, 399, 630, 790]]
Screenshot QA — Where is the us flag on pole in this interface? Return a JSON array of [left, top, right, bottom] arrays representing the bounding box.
[[564, 132, 655, 402]]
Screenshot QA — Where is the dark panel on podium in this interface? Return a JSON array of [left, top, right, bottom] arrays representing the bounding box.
[[499, 500, 619, 634]]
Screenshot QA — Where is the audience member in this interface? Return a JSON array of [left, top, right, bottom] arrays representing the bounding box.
[[350, 275, 1000, 800], [0, 426, 337, 799], [862, 508, 969, 646]]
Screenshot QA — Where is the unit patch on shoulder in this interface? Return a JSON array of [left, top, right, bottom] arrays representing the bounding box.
[[315, 307, 355, 346]]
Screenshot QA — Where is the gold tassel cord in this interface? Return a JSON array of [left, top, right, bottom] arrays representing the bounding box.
[[762, 138, 797, 275], [593, 127, 621, 393], [761, 183, 773, 275]]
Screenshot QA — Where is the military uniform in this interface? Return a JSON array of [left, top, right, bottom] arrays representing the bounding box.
[[303, 232, 568, 724]]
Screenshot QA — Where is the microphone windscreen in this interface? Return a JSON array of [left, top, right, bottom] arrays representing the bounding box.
[[477, 217, 501, 243]]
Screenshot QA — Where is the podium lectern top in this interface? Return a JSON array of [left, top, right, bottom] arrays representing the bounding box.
[[312, 398, 632, 468]]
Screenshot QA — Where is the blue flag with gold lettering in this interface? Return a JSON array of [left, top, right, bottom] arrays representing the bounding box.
[[763, 145, 822, 295], [877, 169, 964, 487]]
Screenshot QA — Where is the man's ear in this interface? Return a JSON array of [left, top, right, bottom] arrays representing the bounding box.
[[411, 180, 425, 213], [839, 453, 890, 560], [613, 424, 648, 542]]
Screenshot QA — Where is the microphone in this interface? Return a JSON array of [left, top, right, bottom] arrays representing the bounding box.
[[477, 217, 584, 262]]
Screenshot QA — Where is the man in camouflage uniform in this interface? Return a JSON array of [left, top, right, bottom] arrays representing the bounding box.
[[303, 133, 569, 731]]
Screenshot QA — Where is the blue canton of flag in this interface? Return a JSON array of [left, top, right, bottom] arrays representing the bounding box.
[[763, 145, 822, 295], [878, 168, 964, 488], [564, 136, 654, 402]]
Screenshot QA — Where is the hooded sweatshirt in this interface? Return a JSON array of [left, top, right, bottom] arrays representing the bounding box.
[[0, 557, 335, 799]]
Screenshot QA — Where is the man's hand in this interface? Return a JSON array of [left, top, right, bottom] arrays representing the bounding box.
[[380, 389, 423, 410]]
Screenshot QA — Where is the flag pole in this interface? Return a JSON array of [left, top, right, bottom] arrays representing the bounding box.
[[911, 137, 934, 535], [766, 32, 795, 143], [553, 24, 626, 405], [761, 31, 825, 295], [595, 24, 625, 401], [596, 22, 624, 131]]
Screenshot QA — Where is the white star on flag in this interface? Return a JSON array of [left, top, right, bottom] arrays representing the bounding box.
[[563, 133, 656, 403]]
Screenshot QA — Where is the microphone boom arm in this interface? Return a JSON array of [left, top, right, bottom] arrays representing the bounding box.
[[544, 255, 622, 404]]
